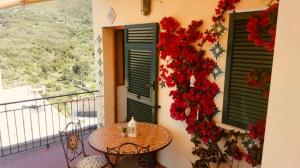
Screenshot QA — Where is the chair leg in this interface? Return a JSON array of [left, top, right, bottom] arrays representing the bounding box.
[[105, 153, 118, 168]]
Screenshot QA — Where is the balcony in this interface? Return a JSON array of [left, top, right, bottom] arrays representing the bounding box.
[[0, 90, 167, 168], [0, 91, 100, 157]]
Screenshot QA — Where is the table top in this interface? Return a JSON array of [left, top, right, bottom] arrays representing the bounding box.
[[88, 122, 172, 154]]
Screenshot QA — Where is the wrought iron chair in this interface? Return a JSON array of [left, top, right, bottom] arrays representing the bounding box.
[[59, 122, 108, 168], [106, 142, 151, 168]]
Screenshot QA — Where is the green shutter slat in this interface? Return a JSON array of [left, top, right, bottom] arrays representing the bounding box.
[[228, 78, 248, 84], [234, 34, 270, 39], [222, 11, 273, 129], [229, 90, 268, 101], [229, 111, 265, 121], [128, 34, 154, 37], [232, 54, 273, 60], [229, 97, 267, 111], [127, 27, 155, 43], [128, 48, 151, 98], [232, 41, 258, 46], [127, 99, 153, 122], [128, 73, 150, 81], [231, 62, 272, 68], [229, 111, 266, 122], [229, 95, 268, 107], [229, 86, 266, 96], [233, 50, 273, 56], [231, 66, 259, 72], [232, 58, 272, 64], [228, 102, 267, 115], [129, 61, 151, 66], [228, 113, 258, 124], [230, 82, 265, 92], [233, 29, 250, 33], [231, 71, 248, 75]]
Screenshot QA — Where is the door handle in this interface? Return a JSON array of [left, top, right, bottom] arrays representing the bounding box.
[[151, 105, 161, 109], [151, 81, 156, 90]]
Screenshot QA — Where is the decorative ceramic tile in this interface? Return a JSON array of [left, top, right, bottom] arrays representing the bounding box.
[[98, 47, 102, 55], [98, 59, 102, 66], [212, 64, 223, 80], [96, 34, 104, 94], [210, 42, 225, 60], [212, 22, 227, 37], [98, 70, 103, 77], [107, 7, 116, 24], [159, 80, 166, 88], [97, 35, 102, 43], [0, 14, 7, 29], [242, 138, 256, 149]]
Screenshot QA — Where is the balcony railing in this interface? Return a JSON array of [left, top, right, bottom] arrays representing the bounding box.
[[0, 90, 101, 156]]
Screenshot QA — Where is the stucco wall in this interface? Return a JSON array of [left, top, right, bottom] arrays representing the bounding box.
[[261, 0, 300, 167], [91, 0, 268, 167]]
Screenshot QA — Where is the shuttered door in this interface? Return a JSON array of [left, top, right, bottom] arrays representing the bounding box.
[[125, 23, 159, 123], [222, 12, 273, 129]]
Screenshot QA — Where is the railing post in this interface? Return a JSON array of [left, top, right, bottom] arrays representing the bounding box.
[[0, 130, 3, 156], [21, 108, 27, 150], [5, 105, 12, 155], [43, 99, 49, 147]]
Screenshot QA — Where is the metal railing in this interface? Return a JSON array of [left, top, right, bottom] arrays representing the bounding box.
[[0, 90, 101, 156]]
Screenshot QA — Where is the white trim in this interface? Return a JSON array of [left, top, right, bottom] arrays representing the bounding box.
[[228, 7, 268, 13]]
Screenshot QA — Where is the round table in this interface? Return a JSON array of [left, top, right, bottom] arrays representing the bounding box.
[[88, 122, 172, 154]]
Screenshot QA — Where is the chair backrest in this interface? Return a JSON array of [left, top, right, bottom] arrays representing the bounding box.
[[106, 142, 150, 167], [59, 122, 86, 168]]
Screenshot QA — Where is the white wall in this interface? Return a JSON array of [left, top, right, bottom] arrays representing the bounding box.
[[261, 1, 300, 167], [92, 0, 267, 167]]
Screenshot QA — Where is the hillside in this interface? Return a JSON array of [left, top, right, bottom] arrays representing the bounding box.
[[0, 0, 95, 96]]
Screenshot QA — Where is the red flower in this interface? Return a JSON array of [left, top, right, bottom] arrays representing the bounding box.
[[248, 120, 266, 143], [160, 17, 180, 32], [254, 39, 263, 46], [247, 17, 259, 32], [246, 68, 271, 97], [212, 0, 240, 22], [170, 99, 187, 121], [245, 154, 256, 166], [246, 3, 278, 51]]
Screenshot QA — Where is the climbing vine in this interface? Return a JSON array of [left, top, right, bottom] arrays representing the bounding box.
[[158, 0, 278, 167]]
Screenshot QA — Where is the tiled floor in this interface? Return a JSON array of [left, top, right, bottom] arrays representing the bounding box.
[[0, 139, 165, 168], [0, 139, 100, 168]]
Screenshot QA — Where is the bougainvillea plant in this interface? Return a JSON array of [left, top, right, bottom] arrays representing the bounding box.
[[158, 0, 277, 168], [246, 1, 278, 97]]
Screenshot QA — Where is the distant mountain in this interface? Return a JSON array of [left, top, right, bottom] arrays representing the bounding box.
[[0, 0, 95, 96]]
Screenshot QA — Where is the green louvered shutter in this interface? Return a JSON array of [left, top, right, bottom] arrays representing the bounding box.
[[222, 12, 274, 129], [125, 23, 159, 123]]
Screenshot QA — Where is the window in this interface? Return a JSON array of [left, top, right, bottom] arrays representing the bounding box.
[[222, 12, 274, 129]]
